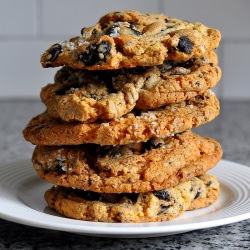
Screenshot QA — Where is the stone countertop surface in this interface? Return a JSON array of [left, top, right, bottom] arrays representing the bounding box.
[[0, 99, 249, 250]]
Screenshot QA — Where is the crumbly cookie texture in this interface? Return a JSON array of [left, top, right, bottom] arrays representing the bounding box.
[[41, 67, 139, 123], [44, 174, 220, 223], [41, 53, 221, 122], [23, 90, 220, 146], [32, 131, 222, 193], [40, 10, 221, 70]]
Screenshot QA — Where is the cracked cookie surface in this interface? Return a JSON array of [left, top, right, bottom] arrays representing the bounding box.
[[44, 174, 220, 222], [32, 131, 222, 193], [23, 90, 220, 146], [41, 10, 221, 70]]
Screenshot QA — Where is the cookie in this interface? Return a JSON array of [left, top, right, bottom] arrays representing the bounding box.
[[32, 131, 222, 193], [41, 53, 221, 123], [40, 10, 221, 70], [44, 174, 220, 222], [41, 67, 139, 123], [23, 90, 220, 146]]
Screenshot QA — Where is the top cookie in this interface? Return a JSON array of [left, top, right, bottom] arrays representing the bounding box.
[[41, 10, 221, 70]]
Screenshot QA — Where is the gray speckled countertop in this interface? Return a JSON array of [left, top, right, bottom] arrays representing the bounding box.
[[0, 99, 249, 250]]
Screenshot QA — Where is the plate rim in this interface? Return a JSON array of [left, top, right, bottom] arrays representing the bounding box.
[[0, 159, 250, 237]]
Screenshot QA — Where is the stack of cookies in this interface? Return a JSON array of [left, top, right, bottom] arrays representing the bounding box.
[[23, 10, 223, 223]]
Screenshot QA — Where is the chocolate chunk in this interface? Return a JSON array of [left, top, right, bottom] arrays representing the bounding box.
[[78, 41, 111, 66], [92, 29, 97, 35], [177, 36, 193, 54], [158, 204, 171, 215], [182, 58, 195, 68], [153, 190, 170, 201], [194, 189, 202, 199], [130, 28, 142, 36], [128, 22, 137, 29], [55, 163, 66, 174], [106, 25, 120, 37], [125, 21, 142, 36], [47, 43, 62, 62], [207, 181, 213, 186]]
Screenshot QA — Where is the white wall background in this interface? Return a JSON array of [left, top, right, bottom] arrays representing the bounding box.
[[0, 0, 250, 99]]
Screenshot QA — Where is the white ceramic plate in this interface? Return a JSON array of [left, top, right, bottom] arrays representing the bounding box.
[[0, 159, 249, 238]]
